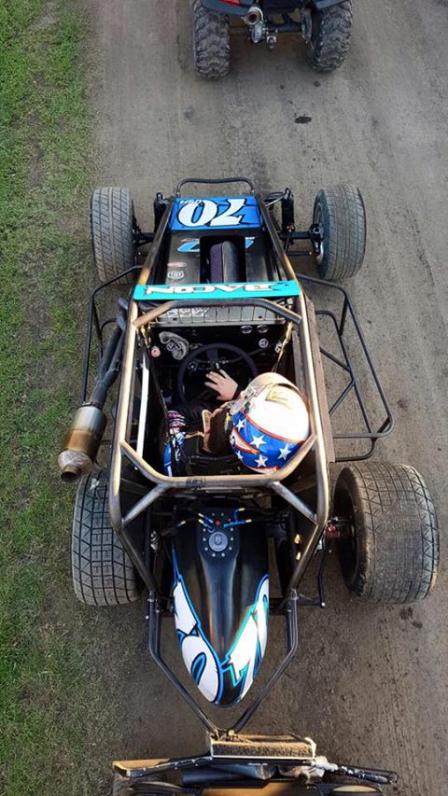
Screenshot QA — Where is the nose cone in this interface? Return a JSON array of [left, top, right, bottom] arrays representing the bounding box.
[[172, 510, 269, 705], [173, 565, 269, 706]]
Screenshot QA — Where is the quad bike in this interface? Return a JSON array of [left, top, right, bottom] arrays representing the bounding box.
[[59, 178, 439, 794], [191, 0, 353, 79]]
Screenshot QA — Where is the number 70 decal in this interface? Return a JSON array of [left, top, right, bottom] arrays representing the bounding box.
[[170, 196, 262, 231]]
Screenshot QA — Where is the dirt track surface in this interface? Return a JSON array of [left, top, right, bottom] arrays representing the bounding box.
[[86, 1, 448, 793]]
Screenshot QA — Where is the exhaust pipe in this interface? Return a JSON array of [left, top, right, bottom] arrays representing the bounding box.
[[59, 301, 127, 482], [58, 405, 107, 482], [244, 5, 263, 26]]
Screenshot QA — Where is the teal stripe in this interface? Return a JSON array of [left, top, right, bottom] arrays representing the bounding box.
[[133, 280, 301, 302]]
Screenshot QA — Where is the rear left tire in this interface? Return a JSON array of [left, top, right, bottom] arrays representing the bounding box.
[[333, 462, 439, 603]]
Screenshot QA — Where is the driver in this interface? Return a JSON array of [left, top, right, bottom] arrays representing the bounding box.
[[163, 370, 309, 477]]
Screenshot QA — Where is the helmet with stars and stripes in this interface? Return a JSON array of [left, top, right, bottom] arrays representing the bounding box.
[[228, 373, 310, 475]]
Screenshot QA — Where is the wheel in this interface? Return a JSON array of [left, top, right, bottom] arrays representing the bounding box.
[[112, 773, 133, 796], [313, 184, 366, 281], [90, 187, 135, 283], [72, 471, 140, 606], [333, 462, 439, 603], [305, 0, 352, 72], [191, 0, 231, 79]]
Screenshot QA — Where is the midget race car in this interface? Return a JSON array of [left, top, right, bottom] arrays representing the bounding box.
[[59, 178, 439, 795], [192, 0, 353, 79]]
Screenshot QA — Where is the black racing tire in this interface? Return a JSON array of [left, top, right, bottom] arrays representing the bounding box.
[[112, 774, 133, 796], [72, 471, 140, 606], [90, 187, 135, 284], [333, 462, 439, 604], [305, 0, 352, 72], [313, 184, 366, 281], [191, 0, 231, 79]]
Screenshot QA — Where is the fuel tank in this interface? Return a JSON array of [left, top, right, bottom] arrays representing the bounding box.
[[172, 506, 269, 706]]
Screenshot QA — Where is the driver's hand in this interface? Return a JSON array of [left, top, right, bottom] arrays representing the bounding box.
[[205, 370, 238, 402]]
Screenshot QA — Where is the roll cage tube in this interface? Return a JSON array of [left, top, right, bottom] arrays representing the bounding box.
[[108, 197, 330, 596]]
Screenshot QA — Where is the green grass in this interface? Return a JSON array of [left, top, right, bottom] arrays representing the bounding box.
[[0, 2, 118, 793]]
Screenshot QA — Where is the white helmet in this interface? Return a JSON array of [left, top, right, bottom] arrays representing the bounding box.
[[229, 373, 310, 474]]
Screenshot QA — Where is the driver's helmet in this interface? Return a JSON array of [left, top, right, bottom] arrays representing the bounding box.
[[228, 373, 309, 474]]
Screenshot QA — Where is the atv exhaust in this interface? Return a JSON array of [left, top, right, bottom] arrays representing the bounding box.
[[244, 6, 264, 26], [59, 302, 127, 482]]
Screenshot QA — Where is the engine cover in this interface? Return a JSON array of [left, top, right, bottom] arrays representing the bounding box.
[[172, 506, 269, 705]]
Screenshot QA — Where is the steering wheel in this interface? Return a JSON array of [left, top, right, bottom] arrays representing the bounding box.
[[177, 343, 258, 406]]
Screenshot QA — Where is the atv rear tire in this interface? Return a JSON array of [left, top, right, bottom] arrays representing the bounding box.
[[313, 184, 366, 280], [72, 471, 140, 606], [305, 0, 352, 72], [90, 187, 135, 283], [192, 0, 231, 79], [333, 463, 439, 603]]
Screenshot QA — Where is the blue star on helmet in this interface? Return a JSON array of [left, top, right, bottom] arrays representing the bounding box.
[[251, 433, 266, 449], [255, 454, 268, 468], [278, 443, 292, 461]]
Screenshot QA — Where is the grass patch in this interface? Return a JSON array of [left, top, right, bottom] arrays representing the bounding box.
[[0, 2, 120, 793]]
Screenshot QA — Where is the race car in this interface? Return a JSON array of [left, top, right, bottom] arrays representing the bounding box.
[[191, 0, 353, 78], [59, 178, 439, 794]]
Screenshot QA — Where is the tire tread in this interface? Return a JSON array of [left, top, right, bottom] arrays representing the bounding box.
[[90, 187, 134, 283], [337, 462, 439, 603], [72, 472, 139, 606], [306, 0, 352, 72], [192, 0, 230, 79]]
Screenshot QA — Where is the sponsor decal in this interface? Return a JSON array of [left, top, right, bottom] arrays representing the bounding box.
[[170, 196, 262, 232], [133, 280, 301, 302], [167, 269, 185, 281]]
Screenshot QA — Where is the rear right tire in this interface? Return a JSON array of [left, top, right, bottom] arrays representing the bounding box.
[[72, 471, 140, 606], [305, 0, 353, 72], [192, 0, 231, 79]]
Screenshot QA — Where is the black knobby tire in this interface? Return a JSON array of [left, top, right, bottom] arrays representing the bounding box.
[[334, 462, 439, 604], [72, 471, 140, 606], [313, 184, 366, 281], [305, 0, 352, 72], [90, 186, 135, 283], [191, 0, 231, 79]]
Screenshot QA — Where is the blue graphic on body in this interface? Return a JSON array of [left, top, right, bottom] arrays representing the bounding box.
[[170, 196, 262, 231]]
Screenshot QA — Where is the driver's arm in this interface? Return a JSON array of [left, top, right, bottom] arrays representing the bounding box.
[[205, 370, 239, 402]]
